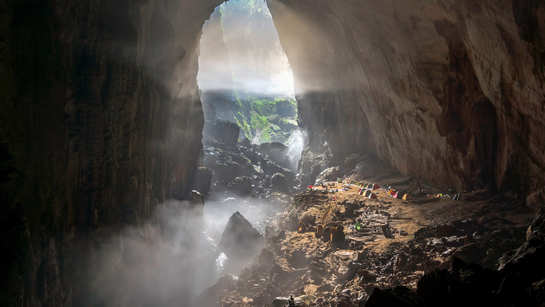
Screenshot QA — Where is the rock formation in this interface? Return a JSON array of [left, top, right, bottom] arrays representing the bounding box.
[[365, 209, 545, 307], [219, 211, 264, 259], [268, 0, 545, 195], [204, 120, 241, 146], [2, 0, 545, 306], [202, 136, 295, 198], [0, 0, 223, 305], [271, 172, 290, 193]]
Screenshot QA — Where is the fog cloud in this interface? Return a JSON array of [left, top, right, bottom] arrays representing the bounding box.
[[82, 196, 281, 307], [197, 0, 295, 96]]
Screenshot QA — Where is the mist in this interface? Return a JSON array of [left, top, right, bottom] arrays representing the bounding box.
[[197, 0, 295, 97], [286, 129, 306, 170], [79, 2, 302, 304], [83, 196, 281, 307]]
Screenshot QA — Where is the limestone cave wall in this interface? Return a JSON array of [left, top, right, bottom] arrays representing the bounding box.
[[2, 0, 545, 306], [0, 0, 221, 305], [268, 0, 545, 197]]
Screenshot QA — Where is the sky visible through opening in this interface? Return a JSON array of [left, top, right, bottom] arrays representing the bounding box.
[[197, 0, 300, 145], [197, 0, 295, 97]]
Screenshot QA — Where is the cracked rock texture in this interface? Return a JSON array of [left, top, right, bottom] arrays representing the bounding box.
[[268, 0, 545, 194]]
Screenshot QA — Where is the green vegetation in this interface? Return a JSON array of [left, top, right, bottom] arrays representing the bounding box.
[[212, 0, 297, 144], [231, 93, 298, 144]]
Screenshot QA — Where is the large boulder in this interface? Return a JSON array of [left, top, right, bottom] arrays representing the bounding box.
[[219, 211, 264, 259], [205, 120, 240, 146], [227, 176, 252, 196], [271, 172, 290, 193], [496, 209, 545, 306], [298, 147, 332, 186], [259, 142, 290, 169], [315, 166, 342, 185]]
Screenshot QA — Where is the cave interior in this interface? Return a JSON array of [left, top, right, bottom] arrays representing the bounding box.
[[1, 0, 545, 306]]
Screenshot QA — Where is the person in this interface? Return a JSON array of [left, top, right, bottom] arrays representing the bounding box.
[[288, 295, 296, 307]]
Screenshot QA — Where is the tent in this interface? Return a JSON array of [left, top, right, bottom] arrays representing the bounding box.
[[355, 222, 362, 232]]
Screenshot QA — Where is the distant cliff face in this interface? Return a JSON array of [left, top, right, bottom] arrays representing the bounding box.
[[0, 0, 221, 305], [268, 0, 545, 195]]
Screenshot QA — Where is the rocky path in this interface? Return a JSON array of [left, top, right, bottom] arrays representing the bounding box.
[[200, 177, 535, 306]]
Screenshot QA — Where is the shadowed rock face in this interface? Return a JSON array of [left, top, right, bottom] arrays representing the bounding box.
[[364, 209, 545, 307], [268, 0, 545, 195], [1, 0, 222, 305]]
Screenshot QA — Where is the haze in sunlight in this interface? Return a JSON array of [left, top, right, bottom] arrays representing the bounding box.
[[197, 0, 295, 97]]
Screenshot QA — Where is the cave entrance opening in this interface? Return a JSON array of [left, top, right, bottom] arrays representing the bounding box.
[[196, 0, 304, 193], [197, 0, 301, 149], [195, 0, 304, 282]]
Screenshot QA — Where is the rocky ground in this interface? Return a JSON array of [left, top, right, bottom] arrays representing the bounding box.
[[202, 140, 295, 198], [197, 122, 542, 307], [198, 166, 540, 306], [197, 120, 298, 200]]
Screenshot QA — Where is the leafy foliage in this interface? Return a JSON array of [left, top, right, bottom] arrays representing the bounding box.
[[231, 91, 297, 144]]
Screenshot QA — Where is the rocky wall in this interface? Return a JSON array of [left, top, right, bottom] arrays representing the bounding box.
[[268, 0, 545, 196], [0, 0, 222, 305], [2, 0, 545, 305]]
